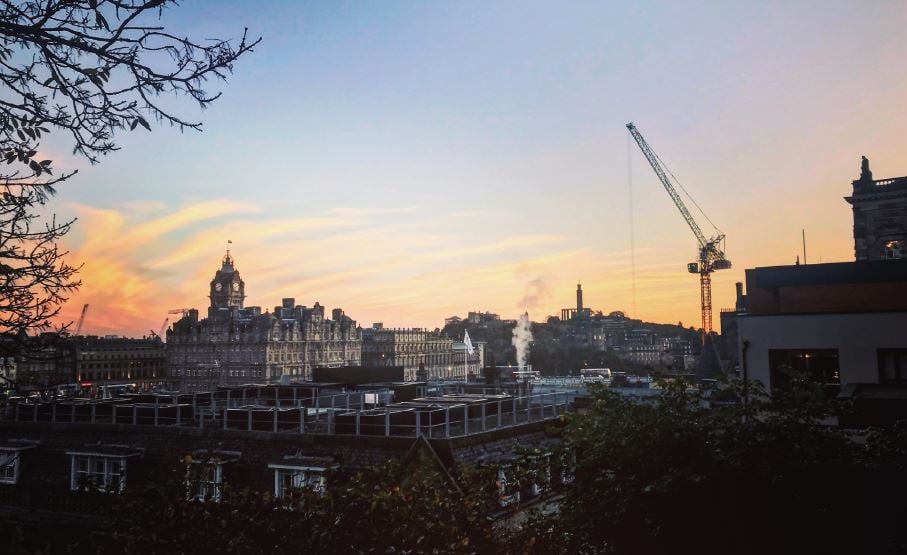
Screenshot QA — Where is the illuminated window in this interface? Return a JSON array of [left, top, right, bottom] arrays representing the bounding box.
[[769, 349, 840, 389], [881, 240, 905, 260]]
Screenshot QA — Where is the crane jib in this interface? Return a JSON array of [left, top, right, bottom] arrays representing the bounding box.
[[626, 123, 710, 250], [625, 122, 731, 341]]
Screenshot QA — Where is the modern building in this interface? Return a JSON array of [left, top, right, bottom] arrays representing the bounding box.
[[736, 158, 907, 397], [166, 251, 361, 390], [360, 325, 483, 381], [736, 260, 907, 392]]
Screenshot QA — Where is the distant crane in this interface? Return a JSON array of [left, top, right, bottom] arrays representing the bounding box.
[[74, 304, 89, 336], [150, 317, 169, 340], [626, 123, 731, 343], [168, 308, 190, 318]]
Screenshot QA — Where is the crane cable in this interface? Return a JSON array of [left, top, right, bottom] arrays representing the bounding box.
[[627, 132, 637, 318], [650, 147, 724, 237]]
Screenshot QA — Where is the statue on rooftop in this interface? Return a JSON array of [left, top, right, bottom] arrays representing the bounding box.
[[860, 155, 873, 182]]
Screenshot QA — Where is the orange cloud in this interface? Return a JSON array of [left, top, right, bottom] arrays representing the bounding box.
[[52, 197, 744, 337]]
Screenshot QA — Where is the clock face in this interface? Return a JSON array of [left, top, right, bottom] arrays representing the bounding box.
[[214, 283, 222, 292], [232, 282, 240, 292]]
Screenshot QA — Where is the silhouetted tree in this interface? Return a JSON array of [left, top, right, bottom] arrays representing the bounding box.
[[522, 374, 907, 554], [0, 1, 258, 353]]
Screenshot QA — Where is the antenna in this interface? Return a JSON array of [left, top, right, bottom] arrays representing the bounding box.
[[802, 229, 807, 265]]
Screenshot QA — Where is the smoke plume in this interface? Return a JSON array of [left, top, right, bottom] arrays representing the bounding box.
[[512, 312, 533, 369], [517, 275, 552, 310]]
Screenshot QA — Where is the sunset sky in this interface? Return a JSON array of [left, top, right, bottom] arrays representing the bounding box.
[[43, 1, 907, 337]]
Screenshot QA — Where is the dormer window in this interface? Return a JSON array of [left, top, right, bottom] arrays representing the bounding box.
[[184, 450, 240, 503], [496, 465, 520, 508], [67, 445, 142, 493], [268, 455, 336, 502], [0, 442, 37, 485]]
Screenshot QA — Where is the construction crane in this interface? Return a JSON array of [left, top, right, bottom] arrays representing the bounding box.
[[168, 308, 190, 317], [149, 317, 170, 340], [626, 123, 731, 343], [74, 304, 89, 336]]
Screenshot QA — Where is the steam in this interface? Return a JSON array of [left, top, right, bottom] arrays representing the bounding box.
[[518, 275, 552, 309], [512, 312, 533, 369]]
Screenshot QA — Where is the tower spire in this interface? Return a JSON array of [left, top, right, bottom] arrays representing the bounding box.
[[222, 239, 234, 269]]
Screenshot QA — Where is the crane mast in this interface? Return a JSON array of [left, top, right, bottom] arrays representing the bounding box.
[[626, 123, 731, 343], [74, 304, 89, 336]]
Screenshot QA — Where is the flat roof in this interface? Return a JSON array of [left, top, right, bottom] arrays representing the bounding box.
[[66, 445, 143, 458], [750, 259, 907, 289], [0, 442, 37, 452]]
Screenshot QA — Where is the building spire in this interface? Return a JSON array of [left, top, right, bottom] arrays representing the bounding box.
[[222, 240, 234, 269]]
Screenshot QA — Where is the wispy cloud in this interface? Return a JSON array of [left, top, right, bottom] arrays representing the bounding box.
[[53, 200, 581, 335], [52, 195, 733, 336]]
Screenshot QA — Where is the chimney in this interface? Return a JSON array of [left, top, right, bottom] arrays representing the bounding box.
[[735, 282, 745, 311]]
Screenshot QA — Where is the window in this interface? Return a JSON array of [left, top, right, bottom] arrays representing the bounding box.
[[0, 450, 23, 484], [769, 349, 840, 389], [881, 239, 905, 260], [69, 455, 128, 492], [496, 466, 520, 508], [270, 466, 327, 500], [879, 349, 907, 384], [559, 451, 576, 486], [525, 454, 551, 498], [184, 453, 239, 503], [185, 462, 223, 502]]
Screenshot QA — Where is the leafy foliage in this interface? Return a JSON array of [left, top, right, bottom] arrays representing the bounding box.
[[533, 375, 907, 554], [85, 461, 501, 554]]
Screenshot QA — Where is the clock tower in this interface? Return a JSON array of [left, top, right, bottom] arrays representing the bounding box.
[[209, 249, 245, 310]]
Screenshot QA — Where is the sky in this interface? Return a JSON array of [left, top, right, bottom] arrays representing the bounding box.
[[39, 0, 907, 337]]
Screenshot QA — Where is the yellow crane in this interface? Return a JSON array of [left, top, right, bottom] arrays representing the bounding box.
[[626, 123, 731, 343]]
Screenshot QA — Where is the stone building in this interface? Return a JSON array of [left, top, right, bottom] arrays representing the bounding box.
[[166, 251, 361, 390], [72, 336, 166, 393], [10, 334, 77, 392], [846, 156, 907, 261], [361, 325, 483, 381], [11, 334, 166, 396]]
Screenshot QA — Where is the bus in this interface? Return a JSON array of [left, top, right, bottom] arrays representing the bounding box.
[[512, 370, 541, 383], [580, 368, 612, 384]]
